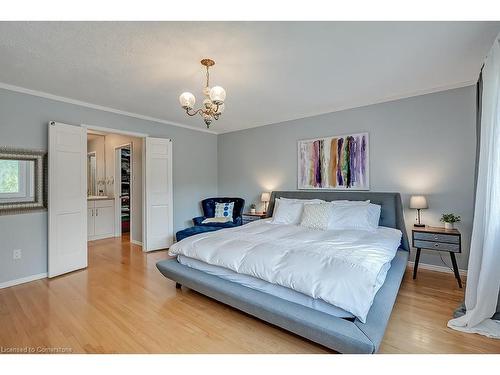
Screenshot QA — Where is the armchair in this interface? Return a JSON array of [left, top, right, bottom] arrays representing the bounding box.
[[192, 197, 245, 227]]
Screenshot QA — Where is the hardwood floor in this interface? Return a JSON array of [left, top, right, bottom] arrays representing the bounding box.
[[0, 235, 499, 354]]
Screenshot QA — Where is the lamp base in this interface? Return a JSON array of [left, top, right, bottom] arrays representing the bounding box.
[[414, 223, 425, 227]]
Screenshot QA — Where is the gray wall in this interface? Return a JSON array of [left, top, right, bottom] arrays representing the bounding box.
[[0, 88, 218, 284], [218, 86, 476, 270]]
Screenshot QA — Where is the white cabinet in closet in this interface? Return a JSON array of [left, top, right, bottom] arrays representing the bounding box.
[[88, 199, 115, 240]]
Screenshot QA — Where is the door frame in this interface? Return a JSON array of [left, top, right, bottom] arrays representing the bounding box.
[[114, 143, 133, 239], [83, 125, 148, 249]]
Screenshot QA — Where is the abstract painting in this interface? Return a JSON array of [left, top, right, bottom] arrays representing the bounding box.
[[298, 133, 369, 190]]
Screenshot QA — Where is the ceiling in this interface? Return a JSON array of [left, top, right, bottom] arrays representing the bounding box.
[[0, 22, 498, 134]]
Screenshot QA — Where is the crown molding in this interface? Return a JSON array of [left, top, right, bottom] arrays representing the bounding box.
[[0, 82, 218, 135], [0, 79, 476, 136]]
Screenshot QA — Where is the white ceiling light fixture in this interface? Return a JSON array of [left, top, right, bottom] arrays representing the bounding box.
[[179, 58, 226, 129]]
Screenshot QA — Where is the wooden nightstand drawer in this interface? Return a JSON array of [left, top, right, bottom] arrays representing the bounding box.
[[413, 231, 459, 244], [413, 239, 460, 253]]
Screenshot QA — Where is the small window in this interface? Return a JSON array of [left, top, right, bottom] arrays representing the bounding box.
[[0, 159, 34, 203]]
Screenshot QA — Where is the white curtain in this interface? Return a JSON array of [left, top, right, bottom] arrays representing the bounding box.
[[448, 34, 500, 338]]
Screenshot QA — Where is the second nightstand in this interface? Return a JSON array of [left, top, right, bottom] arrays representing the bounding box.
[[242, 212, 267, 224], [412, 226, 462, 288]]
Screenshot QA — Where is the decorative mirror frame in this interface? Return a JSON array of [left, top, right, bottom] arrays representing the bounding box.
[[0, 147, 47, 215]]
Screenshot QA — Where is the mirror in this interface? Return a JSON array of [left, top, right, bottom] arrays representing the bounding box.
[[0, 148, 46, 215], [87, 152, 97, 196], [87, 133, 106, 197]]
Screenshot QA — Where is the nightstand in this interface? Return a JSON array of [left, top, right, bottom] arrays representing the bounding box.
[[412, 226, 462, 288], [242, 212, 267, 224]]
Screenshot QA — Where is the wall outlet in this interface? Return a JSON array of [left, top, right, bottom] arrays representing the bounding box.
[[13, 249, 22, 260]]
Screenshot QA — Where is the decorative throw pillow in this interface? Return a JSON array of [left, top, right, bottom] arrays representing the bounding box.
[[299, 203, 334, 230], [328, 203, 381, 231], [270, 199, 304, 225], [214, 202, 234, 219]]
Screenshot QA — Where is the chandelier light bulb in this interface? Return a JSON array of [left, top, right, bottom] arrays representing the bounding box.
[[179, 92, 195, 109], [209, 86, 226, 105]]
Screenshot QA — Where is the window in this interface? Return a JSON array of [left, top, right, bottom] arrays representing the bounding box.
[[0, 159, 34, 203]]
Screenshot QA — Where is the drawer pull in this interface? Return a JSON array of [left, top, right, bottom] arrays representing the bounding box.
[[434, 236, 438, 240], [434, 243, 439, 247]]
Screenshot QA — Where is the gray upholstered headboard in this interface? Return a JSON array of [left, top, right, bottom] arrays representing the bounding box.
[[266, 191, 410, 251]]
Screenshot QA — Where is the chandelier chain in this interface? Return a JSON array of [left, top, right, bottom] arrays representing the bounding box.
[[205, 66, 210, 89]]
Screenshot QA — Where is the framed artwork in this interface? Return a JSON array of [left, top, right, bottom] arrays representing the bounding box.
[[298, 132, 369, 190]]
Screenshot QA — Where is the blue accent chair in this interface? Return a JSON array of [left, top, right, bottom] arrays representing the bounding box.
[[176, 197, 245, 242]]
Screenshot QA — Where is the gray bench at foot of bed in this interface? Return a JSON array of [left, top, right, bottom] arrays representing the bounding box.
[[156, 249, 408, 354]]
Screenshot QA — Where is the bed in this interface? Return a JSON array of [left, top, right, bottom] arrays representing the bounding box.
[[156, 191, 409, 353]]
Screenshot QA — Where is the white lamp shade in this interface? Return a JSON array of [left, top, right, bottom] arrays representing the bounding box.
[[179, 92, 195, 109], [261, 192, 271, 202], [410, 195, 428, 209], [209, 86, 226, 104]]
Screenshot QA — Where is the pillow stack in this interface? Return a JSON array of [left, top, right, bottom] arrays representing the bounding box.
[[271, 197, 381, 231], [271, 197, 324, 225]]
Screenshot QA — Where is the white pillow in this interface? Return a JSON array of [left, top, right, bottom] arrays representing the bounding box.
[[271, 197, 324, 218], [328, 203, 381, 231], [271, 199, 304, 225], [331, 199, 370, 205], [202, 217, 232, 224], [299, 203, 334, 230], [279, 197, 325, 204]]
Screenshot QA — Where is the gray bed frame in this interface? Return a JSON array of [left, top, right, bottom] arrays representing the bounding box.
[[156, 191, 410, 353]]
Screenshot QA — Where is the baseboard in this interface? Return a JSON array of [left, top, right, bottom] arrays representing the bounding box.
[[408, 261, 467, 277], [131, 239, 143, 246], [0, 273, 47, 289], [88, 234, 115, 241]]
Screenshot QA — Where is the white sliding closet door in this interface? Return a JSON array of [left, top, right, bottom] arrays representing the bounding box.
[[48, 122, 87, 277], [144, 137, 173, 251]]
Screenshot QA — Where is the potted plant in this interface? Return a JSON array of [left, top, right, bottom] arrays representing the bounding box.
[[440, 213, 461, 230], [250, 203, 256, 214]]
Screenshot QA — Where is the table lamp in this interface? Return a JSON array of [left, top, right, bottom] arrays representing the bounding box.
[[410, 195, 428, 227], [261, 192, 271, 213]]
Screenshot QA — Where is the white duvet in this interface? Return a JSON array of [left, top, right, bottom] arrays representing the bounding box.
[[168, 219, 402, 322]]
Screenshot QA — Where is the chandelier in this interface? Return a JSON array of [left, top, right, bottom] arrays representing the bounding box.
[[179, 58, 226, 129]]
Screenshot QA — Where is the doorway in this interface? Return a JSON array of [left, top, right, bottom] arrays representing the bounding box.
[[85, 129, 144, 247]]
